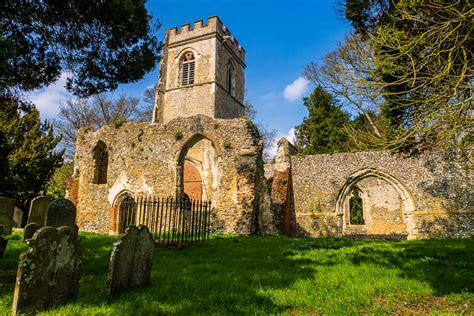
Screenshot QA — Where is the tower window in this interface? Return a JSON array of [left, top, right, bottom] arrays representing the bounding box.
[[227, 63, 235, 96], [181, 52, 195, 86], [93, 141, 108, 184], [349, 190, 364, 225]]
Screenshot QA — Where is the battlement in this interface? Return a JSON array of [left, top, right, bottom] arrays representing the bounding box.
[[167, 16, 245, 63]]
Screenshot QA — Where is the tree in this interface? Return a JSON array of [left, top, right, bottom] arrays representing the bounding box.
[[1, 0, 161, 98], [342, 0, 473, 151], [45, 162, 74, 199], [0, 95, 63, 209], [295, 86, 352, 154], [303, 33, 383, 138], [54, 91, 154, 158]]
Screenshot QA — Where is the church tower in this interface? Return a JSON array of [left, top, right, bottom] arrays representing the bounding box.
[[152, 16, 246, 124]]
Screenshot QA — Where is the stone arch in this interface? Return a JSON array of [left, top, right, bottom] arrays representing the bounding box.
[[176, 134, 220, 201], [335, 168, 416, 239], [174, 47, 200, 61], [112, 190, 136, 234]]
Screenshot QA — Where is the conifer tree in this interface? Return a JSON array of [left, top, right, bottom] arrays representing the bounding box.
[[0, 95, 63, 209], [295, 86, 351, 154]]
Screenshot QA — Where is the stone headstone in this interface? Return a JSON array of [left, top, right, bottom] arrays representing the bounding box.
[[0, 197, 14, 235], [45, 199, 76, 228], [0, 236, 7, 258], [13, 207, 23, 228], [28, 196, 51, 226], [23, 223, 40, 241], [107, 225, 155, 296], [12, 226, 80, 315]]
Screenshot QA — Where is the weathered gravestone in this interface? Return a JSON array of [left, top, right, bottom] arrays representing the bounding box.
[[0, 197, 14, 235], [0, 235, 7, 258], [28, 196, 51, 226], [23, 223, 40, 241], [107, 225, 155, 296], [13, 207, 23, 228], [45, 198, 76, 228], [12, 226, 80, 315]]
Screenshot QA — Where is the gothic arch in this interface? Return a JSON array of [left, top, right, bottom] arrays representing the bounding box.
[[175, 133, 221, 199], [335, 168, 416, 239], [112, 190, 136, 234], [174, 47, 200, 61]]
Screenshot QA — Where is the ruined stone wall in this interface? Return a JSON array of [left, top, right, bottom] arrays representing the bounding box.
[[289, 150, 473, 239], [73, 115, 262, 235]]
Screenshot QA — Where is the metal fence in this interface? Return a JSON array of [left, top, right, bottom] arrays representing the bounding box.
[[120, 196, 211, 246]]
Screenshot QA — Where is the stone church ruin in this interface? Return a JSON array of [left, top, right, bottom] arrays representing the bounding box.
[[71, 16, 473, 240]]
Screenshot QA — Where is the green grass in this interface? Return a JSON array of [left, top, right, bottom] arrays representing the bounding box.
[[1, 232, 473, 315]]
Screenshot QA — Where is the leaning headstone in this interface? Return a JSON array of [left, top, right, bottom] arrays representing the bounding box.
[[45, 199, 76, 228], [107, 225, 155, 296], [13, 207, 23, 228], [0, 197, 14, 235], [0, 236, 7, 258], [12, 226, 80, 315], [28, 196, 51, 226], [23, 223, 40, 241]]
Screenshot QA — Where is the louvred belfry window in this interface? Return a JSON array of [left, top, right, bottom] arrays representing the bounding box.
[[181, 52, 195, 86]]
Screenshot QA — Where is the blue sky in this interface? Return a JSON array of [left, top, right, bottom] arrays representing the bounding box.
[[31, 0, 351, 144]]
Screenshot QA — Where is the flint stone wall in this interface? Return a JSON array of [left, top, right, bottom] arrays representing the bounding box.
[[74, 115, 262, 235], [289, 149, 473, 239]]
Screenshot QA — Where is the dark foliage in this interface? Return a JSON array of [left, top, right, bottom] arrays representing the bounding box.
[[1, 0, 161, 97]]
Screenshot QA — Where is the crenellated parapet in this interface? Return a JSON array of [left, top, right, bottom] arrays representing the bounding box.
[[167, 16, 245, 64]]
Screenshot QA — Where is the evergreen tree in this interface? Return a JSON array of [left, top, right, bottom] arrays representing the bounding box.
[[0, 95, 63, 209], [295, 86, 351, 154]]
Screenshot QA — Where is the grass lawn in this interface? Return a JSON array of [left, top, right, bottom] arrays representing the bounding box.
[[1, 232, 473, 315]]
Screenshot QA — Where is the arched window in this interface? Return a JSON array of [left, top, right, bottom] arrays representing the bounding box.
[[226, 63, 235, 96], [349, 190, 364, 225], [93, 141, 108, 184], [181, 52, 195, 86]]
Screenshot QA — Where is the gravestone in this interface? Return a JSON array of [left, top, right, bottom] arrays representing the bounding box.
[[0, 197, 14, 235], [0, 236, 7, 258], [12, 226, 80, 315], [23, 223, 40, 241], [28, 196, 51, 226], [107, 225, 155, 296], [13, 207, 23, 228], [45, 199, 76, 228]]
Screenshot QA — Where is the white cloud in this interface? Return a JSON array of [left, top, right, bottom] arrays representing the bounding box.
[[283, 77, 309, 102], [28, 73, 72, 120]]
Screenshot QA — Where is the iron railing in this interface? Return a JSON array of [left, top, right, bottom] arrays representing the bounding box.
[[120, 196, 211, 246]]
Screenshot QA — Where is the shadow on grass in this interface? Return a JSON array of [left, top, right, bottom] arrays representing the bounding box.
[[74, 234, 319, 314], [1, 233, 473, 314], [309, 237, 474, 295]]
